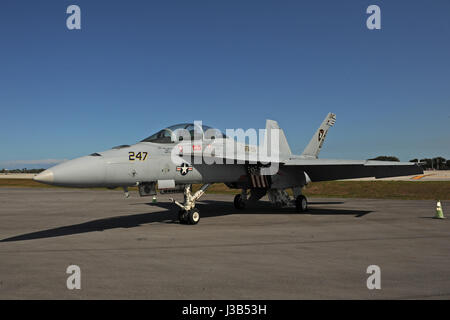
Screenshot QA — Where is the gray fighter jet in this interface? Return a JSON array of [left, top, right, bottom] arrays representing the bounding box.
[[34, 113, 422, 224]]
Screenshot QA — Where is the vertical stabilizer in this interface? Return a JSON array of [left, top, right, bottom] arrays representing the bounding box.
[[263, 120, 292, 157], [301, 113, 336, 158]]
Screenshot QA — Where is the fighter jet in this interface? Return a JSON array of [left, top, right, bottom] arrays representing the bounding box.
[[33, 113, 422, 224]]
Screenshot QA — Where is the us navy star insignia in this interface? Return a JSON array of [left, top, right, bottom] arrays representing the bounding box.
[[176, 163, 193, 176]]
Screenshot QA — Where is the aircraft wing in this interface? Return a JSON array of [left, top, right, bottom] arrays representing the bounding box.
[[282, 158, 423, 181]]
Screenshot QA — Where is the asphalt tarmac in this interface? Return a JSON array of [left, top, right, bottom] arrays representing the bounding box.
[[0, 188, 449, 299]]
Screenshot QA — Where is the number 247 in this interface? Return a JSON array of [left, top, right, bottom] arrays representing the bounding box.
[[129, 152, 148, 161]]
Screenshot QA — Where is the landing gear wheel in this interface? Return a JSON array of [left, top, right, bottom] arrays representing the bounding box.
[[178, 209, 188, 224], [187, 209, 200, 225], [234, 194, 246, 209], [295, 195, 308, 212]]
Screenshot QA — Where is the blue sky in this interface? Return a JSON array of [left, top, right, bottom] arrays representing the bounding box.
[[1, 0, 449, 169]]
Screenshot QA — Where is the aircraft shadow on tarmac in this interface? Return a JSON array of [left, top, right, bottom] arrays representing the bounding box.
[[150, 200, 369, 217], [0, 200, 371, 242]]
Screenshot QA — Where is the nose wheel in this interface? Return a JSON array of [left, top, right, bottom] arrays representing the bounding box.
[[178, 208, 201, 225]]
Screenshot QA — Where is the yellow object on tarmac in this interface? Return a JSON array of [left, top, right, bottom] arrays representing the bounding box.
[[435, 200, 445, 219]]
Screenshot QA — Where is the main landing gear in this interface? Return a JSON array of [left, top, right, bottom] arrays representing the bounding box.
[[233, 188, 309, 212], [170, 184, 210, 225], [233, 190, 247, 209], [295, 195, 308, 212]]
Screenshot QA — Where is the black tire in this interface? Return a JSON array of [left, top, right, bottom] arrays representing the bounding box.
[[234, 194, 246, 209], [178, 209, 187, 224], [187, 209, 200, 225], [295, 195, 308, 212]]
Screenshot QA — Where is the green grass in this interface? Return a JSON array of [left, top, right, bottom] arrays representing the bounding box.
[[197, 181, 450, 200], [1, 179, 449, 200], [0, 179, 136, 191], [302, 181, 450, 200], [0, 179, 60, 188]]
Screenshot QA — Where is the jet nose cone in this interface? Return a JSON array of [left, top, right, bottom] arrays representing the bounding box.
[[33, 170, 54, 184]]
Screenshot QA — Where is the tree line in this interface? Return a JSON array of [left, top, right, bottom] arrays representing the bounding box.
[[409, 157, 449, 170]]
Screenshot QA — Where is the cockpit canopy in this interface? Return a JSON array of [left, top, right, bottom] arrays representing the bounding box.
[[141, 123, 225, 144]]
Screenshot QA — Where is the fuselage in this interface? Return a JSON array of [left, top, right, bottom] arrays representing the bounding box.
[[33, 140, 249, 188]]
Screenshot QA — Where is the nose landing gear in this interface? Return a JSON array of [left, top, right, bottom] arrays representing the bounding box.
[[171, 184, 210, 225]]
